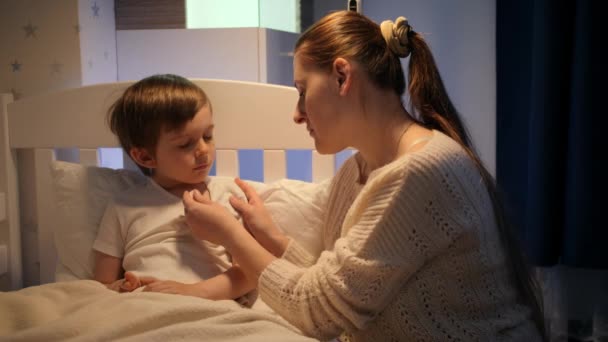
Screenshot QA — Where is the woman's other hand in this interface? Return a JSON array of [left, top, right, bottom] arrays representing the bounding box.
[[229, 178, 290, 257]]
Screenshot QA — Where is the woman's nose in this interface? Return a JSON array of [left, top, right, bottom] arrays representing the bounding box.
[[293, 97, 306, 124], [293, 106, 306, 124], [293, 110, 306, 124]]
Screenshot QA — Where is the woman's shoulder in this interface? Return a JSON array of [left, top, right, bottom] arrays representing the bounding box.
[[369, 131, 480, 189], [330, 131, 479, 190], [411, 130, 474, 169]]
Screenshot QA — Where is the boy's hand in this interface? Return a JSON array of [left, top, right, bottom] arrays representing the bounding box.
[[105, 271, 158, 293], [120, 271, 159, 292]]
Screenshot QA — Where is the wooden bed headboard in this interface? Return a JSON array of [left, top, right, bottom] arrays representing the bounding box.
[[0, 79, 340, 290]]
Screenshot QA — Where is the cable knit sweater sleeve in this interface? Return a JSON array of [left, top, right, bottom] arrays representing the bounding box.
[[258, 150, 471, 340]]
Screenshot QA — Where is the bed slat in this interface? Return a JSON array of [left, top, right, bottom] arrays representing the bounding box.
[[34, 148, 57, 284], [216, 150, 239, 178], [263, 150, 286, 183], [312, 151, 335, 183], [1, 93, 22, 289]]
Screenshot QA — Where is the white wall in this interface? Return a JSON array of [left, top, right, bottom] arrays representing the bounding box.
[[78, 0, 117, 85], [0, 0, 82, 100], [116, 28, 261, 82], [116, 27, 297, 86], [314, 0, 496, 175]]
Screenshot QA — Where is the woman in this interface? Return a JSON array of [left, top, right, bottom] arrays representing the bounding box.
[[183, 10, 546, 341]]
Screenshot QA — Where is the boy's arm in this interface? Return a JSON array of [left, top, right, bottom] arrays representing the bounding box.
[[93, 251, 152, 292], [197, 265, 256, 300], [142, 265, 256, 300], [94, 250, 123, 284], [93, 250, 124, 291]]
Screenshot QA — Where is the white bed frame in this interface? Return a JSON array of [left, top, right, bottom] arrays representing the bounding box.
[[0, 79, 339, 290]]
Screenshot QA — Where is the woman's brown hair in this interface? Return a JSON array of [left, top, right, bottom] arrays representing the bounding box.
[[296, 10, 547, 339]]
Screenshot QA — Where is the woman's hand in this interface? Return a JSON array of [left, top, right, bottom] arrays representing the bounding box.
[[183, 183, 281, 282], [229, 178, 290, 257], [182, 189, 243, 246]]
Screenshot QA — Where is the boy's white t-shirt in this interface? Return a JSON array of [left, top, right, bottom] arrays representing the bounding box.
[[93, 177, 240, 283]]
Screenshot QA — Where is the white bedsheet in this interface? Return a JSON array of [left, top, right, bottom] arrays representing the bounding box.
[[0, 280, 318, 342]]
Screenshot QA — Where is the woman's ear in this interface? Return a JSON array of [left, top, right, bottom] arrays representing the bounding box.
[[129, 147, 157, 169], [332, 57, 352, 96]]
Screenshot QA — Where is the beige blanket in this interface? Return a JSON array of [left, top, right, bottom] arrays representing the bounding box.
[[0, 280, 317, 342]]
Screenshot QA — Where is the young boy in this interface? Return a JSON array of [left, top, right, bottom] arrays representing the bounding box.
[[93, 74, 256, 304]]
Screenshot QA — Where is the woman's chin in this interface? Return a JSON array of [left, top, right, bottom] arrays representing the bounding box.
[[315, 142, 341, 155]]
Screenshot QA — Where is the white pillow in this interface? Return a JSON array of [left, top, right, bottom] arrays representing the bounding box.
[[258, 179, 328, 257], [207, 177, 327, 257], [51, 161, 147, 280], [50, 161, 328, 281]]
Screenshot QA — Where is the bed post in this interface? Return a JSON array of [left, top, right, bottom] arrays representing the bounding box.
[[33, 149, 57, 285], [0, 93, 23, 290]]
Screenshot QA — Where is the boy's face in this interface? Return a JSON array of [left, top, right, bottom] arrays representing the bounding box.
[[150, 105, 215, 189]]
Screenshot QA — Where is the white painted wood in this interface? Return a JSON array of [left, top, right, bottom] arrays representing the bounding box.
[[79, 148, 99, 166], [0, 192, 5, 222], [34, 149, 57, 285], [312, 151, 335, 183], [22, 230, 39, 286], [0, 245, 7, 277], [8, 79, 308, 150], [263, 150, 286, 182], [257, 28, 267, 84], [16, 150, 40, 287], [215, 150, 239, 178], [0, 93, 22, 290], [117, 29, 260, 83]]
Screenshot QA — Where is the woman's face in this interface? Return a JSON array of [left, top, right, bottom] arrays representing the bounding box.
[[293, 53, 349, 154]]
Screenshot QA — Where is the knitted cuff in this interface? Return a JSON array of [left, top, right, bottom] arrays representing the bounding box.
[[281, 239, 317, 267], [258, 258, 299, 310]]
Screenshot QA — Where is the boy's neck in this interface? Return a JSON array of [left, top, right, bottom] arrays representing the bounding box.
[[155, 179, 209, 199]]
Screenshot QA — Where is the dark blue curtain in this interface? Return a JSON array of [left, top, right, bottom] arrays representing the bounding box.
[[496, 0, 605, 268]]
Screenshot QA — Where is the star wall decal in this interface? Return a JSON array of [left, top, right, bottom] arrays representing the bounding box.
[[50, 61, 63, 74], [23, 22, 38, 38], [92, 2, 100, 17], [11, 60, 22, 72]]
